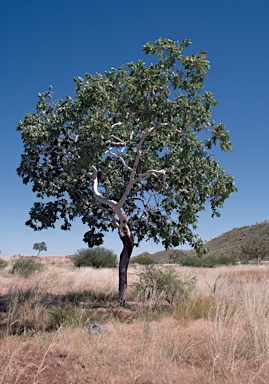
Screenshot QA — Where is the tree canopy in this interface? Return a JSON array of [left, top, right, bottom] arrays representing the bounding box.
[[33, 241, 47, 256], [17, 37, 236, 301], [241, 235, 269, 263]]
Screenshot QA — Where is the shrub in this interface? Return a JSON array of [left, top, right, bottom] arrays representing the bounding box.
[[180, 255, 203, 267], [0, 259, 7, 269], [133, 266, 196, 306], [73, 247, 117, 268], [240, 259, 250, 265], [131, 254, 156, 265], [218, 255, 237, 266], [200, 255, 219, 268], [11, 257, 44, 277], [181, 254, 236, 268]]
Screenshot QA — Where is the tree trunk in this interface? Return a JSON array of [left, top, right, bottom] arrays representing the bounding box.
[[118, 233, 134, 304]]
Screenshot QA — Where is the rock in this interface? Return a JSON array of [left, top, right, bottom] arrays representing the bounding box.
[[89, 323, 107, 335]]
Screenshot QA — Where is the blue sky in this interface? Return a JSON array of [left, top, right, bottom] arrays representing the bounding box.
[[1, 0, 269, 257]]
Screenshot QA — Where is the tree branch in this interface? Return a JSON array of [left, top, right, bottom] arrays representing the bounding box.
[[83, 166, 131, 238], [118, 124, 161, 208], [104, 148, 132, 171]]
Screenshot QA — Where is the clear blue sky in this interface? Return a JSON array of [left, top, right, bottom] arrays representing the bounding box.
[[1, 0, 269, 257]]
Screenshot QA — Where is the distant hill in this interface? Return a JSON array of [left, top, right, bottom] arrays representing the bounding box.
[[131, 249, 186, 264], [132, 222, 269, 263]]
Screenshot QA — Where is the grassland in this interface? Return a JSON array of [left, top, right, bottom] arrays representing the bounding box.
[[1, 256, 269, 383]]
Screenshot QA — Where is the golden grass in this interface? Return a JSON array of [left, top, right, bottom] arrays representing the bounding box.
[[1, 259, 269, 383]]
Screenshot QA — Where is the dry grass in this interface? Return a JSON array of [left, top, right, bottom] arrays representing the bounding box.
[[1, 258, 269, 383]]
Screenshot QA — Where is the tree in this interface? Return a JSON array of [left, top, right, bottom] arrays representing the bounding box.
[[17, 38, 236, 303], [241, 235, 269, 263], [33, 242, 47, 256]]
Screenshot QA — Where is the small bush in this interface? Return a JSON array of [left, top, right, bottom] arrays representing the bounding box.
[[133, 266, 196, 306], [11, 257, 44, 277], [131, 254, 156, 265], [73, 247, 117, 268], [0, 259, 7, 269]]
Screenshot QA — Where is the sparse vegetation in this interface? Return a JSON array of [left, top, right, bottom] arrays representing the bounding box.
[[48, 306, 88, 329], [11, 257, 44, 277], [1, 256, 269, 382], [0, 259, 7, 269], [73, 247, 117, 268], [133, 266, 196, 306]]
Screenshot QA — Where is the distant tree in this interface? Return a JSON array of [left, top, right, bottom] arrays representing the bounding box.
[[33, 242, 47, 256], [241, 235, 269, 263], [169, 250, 185, 264], [17, 38, 236, 303]]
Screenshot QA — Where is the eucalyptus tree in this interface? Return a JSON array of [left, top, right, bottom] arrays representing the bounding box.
[[17, 38, 236, 303]]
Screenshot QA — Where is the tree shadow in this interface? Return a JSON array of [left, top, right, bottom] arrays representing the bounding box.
[[0, 289, 138, 336]]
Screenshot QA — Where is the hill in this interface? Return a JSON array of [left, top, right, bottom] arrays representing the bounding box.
[[131, 249, 186, 264], [133, 222, 269, 263]]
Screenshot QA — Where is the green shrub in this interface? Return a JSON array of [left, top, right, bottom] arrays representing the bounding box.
[[73, 247, 117, 268], [200, 255, 219, 268], [218, 255, 237, 266], [133, 266, 196, 306], [11, 257, 44, 277], [240, 259, 250, 265], [181, 254, 237, 268], [48, 306, 87, 329], [180, 255, 203, 267], [131, 254, 156, 265], [0, 259, 7, 269]]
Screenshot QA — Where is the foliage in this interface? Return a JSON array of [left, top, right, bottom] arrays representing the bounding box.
[[240, 235, 269, 263], [181, 255, 203, 267], [218, 255, 237, 266], [131, 254, 156, 265], [11, 257, 44, 277], [17, 37, 236, 254], [73, 247, 117, 268], [0, 259, 7, 269], [181, 254, 236, 268], [133, 266, 196, 305], [33, 241, 47, 256], [48, 306, 87, 328]]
